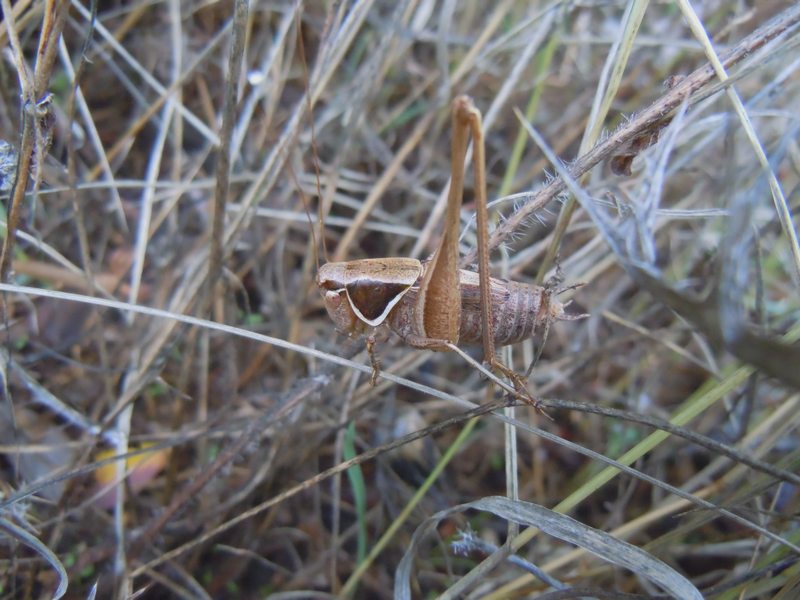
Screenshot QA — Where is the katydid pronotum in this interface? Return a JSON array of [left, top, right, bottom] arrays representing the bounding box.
[[316, 96, 583, 404]]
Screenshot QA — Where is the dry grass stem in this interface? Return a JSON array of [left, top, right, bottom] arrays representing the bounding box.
[[0, 2, 798, 598]]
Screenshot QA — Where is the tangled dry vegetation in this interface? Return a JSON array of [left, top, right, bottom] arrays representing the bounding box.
[[1, 1, 799, 598]]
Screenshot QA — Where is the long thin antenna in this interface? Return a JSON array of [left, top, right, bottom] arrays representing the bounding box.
[[296, 11, 328, 266]]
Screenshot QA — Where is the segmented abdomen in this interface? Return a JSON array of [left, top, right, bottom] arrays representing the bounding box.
[[457, 272, 563, 347]]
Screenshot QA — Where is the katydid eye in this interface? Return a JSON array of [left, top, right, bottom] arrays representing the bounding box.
[[319, 278, 345, 292]]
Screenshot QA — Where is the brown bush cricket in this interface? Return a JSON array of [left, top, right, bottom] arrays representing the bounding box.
[[316, 96, 583, 405]]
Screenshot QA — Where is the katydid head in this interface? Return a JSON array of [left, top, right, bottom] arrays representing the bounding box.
[[317, 258, 422, 336], [316, 279, 365, 338]]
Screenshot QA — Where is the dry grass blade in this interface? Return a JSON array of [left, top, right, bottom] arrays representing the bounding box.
[[677, 0, 800, 280], [206, 0, 249, 308], [1, 2, 798, 598], [0, 0, 69, 281], [0, 517, 67, 599], [395, 496, 702, 599]]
